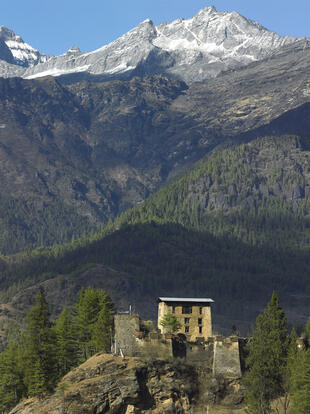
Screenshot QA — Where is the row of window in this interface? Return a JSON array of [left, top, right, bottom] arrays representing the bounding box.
[[185, 326, 203, 334], [184, 317, 202, 325], [172, 306, 203, 314]]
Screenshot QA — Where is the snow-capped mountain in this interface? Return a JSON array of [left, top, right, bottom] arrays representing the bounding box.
[[0, 7, 300, 83], [0, 26, 46, 67]]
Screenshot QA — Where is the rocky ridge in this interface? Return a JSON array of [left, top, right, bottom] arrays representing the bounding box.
[[0, 7, 299, 83], [0, 26, 46, 70], [9, 353, 243, 414], [1, 30, 310, 253]]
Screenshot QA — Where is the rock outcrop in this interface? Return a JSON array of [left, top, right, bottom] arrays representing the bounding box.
[[0, 7, 299, 83], [9, 354, 244, 414]]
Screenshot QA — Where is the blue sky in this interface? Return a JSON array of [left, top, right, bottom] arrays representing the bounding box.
[[2, 0, 310, 56]]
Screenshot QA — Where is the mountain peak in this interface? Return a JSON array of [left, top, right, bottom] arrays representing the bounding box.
[[1, 6, 301, 82], [198, 5, 217, 14], [0, 26, 18, 40], [140, 18, 154, 25], [0, 26, 46, 67], [67, 46, 81, 54]]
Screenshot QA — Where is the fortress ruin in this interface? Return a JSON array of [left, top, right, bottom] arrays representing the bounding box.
[[114, 297, 243, 379]]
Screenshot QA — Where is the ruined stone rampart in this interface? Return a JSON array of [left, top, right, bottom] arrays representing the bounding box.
[[114, 314, 141, 356], [213, 336, 242, 378], [114, 314, 242, 379]]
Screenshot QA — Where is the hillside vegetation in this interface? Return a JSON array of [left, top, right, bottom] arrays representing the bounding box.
[[1, 37, 310, 254], [0, 135, 310, 334]]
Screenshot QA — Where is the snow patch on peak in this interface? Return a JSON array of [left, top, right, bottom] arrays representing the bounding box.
[[2, 5, 302, 83], [198, 5, 217, 14], [67, 46, 81, 54], [25, 64, 90, 79], [0, 26, 46, 67], [141, 19, 153, 25]]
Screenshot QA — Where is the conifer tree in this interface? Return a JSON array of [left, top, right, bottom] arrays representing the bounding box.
[[72, 287, 114, 361], [92, 300, 114, 352], [244, 292, 289, 414], [291, 348, 310, 413], [55, 307, 77, 377], [0, 342, 25, 412], [276, 329, 298, 414], [304, 317, 310, 347], [22, 289, 57, 397]]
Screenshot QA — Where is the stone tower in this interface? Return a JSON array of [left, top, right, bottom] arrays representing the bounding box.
[[157, 297, 214, 341]]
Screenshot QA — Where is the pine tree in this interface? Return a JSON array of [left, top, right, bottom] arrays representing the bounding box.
[[0, 342, 25, 412], [304, 317, 310, 347], [92, 300, 114, 352], [244, 292, 289, 414], [72, 287, 114, 361], [276, 329, 298, 414], [291, 348, 310, 413], [55, 307, 77, 378], [22, 289, 57, 397]]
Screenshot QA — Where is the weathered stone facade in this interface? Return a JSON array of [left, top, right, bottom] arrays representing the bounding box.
[[113, 314, 242, 380], [213, 336, 242, 378], [157, 297, 213, 340], [114, 314, 141, 356]]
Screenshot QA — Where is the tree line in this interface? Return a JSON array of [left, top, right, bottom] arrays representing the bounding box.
[[0, 287, 113, 413], [1, 288, 310, 413], [245, 292, 310, 414]]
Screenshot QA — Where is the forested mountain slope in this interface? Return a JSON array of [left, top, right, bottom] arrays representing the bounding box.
[[1, 135, 310, 336], [1, 36, 310, 254]]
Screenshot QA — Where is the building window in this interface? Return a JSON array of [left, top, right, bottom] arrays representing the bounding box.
[[182, 306, 192, 314], [199, 307, 203, 314], [199, 326, 202, 334], [198, 318, 202, 325], [184, 317, 190, 324], [185, 326, 189, 333], [172, 305, 175, 314]]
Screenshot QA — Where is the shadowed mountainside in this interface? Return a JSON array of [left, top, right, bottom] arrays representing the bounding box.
[[1, 39, 310, 253], [1, 136, 310, 336]]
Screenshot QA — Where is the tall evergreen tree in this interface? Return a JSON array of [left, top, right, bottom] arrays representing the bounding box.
[[304, 317, 310, 347], [72, 287, 114, 361], [291, 348, 310, 413], [244, 292, 289, 414], [22, 289, 57, 397], [276, 329, 298, 414], [0, 341, 25, 412], [55, 307, 77, 378], [92, 300, 114, 352]]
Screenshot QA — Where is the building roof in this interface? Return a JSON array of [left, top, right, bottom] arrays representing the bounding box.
[[157, 297, 214, 303]]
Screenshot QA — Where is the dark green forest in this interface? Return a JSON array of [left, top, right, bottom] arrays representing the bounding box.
[[2, 290, 310, 414], [1, 135, 310, 331], [0, 288, 113, 412], [244, 293, 310, 414], [0, 136, 310, 411]]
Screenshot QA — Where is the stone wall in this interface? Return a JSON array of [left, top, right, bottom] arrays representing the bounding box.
[[138, 333, 173, 359], [213, 336, 241, 378], [186, 339, 214, 368], [114, 315, 242, 380], [114, 314, 141, 356]]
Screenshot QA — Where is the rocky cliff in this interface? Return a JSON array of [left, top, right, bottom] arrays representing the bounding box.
[[9, 354, 244, 414], [0, 7, 299, 83], [1, 33, 310, 254]]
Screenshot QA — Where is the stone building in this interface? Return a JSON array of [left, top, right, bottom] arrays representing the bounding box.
[[114, 297, 242, 380], [157, 297, 214, 341]]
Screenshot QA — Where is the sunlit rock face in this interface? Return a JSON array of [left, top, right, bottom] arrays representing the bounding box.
[[0, 7, 299, 83], [0, 26, 46, 66]]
